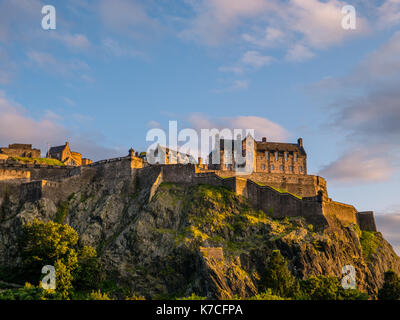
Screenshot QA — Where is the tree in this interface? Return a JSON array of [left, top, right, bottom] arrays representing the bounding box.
[[73, 245, 101, 291], [299, 275, 369, 300], [378, 270, 400, 300], [20, 220, 79, 298], [262, 250, 298, 297]]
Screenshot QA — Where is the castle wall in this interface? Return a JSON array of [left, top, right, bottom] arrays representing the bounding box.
[[357, 212, 377, 232], [212, 171, 327, 199], [88, 157, 133, 180], [0, 162, 78, 181], [0, 169, 30, 181], [244, 180, 328, 226], [322, 200, 358, 226]]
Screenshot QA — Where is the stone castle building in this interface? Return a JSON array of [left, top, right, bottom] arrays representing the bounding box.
[[0, 144, 41, 159], [47, 142, 92, 166], [208, 136, 307, 175], [148, 144, 196, 165]]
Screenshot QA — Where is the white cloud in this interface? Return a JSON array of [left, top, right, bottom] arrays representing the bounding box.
[[52, 33, 91, 50], [319, 147, 395, 184], [241, 50, 273, 68], [378, 0, 400, 28], [182, 0, 367, 50], [242, 27, 286, 48], [285, 44, 315, 62], [102, 38, 145, 58], [375, 213, 400, 255], [99, 0, 160, 37], [147, 120, 161, 128], [27, 50, 90, 78], [212, 80, 249, 93], [180, 0, 275, 46], [187, 114, 289, 142], [0, 91, 122, 161]]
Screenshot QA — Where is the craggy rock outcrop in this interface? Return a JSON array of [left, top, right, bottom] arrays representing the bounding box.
[[0, 177, 399, 299]]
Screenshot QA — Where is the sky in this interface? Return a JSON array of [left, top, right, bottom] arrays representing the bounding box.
[[0, 0, 399, 253]]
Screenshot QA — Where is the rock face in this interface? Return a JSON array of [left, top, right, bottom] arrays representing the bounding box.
[[0, 177, 399, 299]]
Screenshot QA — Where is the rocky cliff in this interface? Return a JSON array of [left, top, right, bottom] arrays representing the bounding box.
[[0, 175, 399, 299]]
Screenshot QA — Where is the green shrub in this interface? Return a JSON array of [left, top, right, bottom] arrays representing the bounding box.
[[360, 231, 380, 258], [378, 270, 400, 300], [262, 250, 298, 298]]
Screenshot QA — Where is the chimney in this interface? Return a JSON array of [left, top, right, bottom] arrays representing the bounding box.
[[65, 142, 69, 147], [262, 137, 267, 142], [297, 138, 303, 147], [198, 157, 202, 165]]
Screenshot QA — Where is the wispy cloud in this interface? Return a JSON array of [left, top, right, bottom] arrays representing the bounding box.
[[186, 113, 289, 142], [375, 213, 400, 255], [315, 31, 400, 185], [212, 79, 249, 93], [0, 91, 122, 161], [27, 50, 90, 78]]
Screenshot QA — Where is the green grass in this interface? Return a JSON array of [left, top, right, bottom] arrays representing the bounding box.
[[9, 157, 65, 166], [253, 182, 302, 199], [360, 231, 380, 258], [55, 201, 69, 224]]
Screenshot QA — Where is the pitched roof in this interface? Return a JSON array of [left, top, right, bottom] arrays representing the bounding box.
[[256, 141, 306, 155], [216, 138, 306, 155], [48, 144, 67, 154]]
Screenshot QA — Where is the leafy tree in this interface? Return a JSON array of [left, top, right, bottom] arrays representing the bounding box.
[[249, 289, 286, 300], [262, 250, 298, 297], [19, 219, 100, 299], [299, 275, 368, 300], [378, 270, 400, 300], [20, 219, 78, 298], [73, 246, 101, 291]]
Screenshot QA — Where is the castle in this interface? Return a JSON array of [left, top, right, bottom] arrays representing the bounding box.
[[0, 138, 377, 232]]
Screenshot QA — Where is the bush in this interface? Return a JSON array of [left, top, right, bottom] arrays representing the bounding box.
[[89, 290, 112, 300], [0, 283, 63, 300], [262, 250, 298, 298], [299, 275, 368, 300], [249, 289, 286, 300], [73, 246, 101, 291], [378, 270, 400, 300], [19, 219, 100, 299]]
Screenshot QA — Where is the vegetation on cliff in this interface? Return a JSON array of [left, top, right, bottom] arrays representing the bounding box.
[[0, 180, 399, 300]]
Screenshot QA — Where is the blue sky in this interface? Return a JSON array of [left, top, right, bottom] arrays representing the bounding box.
[[0, 0, 400, 251]]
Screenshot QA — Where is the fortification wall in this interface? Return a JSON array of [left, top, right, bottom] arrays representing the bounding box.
[[245, 180, 328, 226], [88, 157, 133, 180], [0, 162, 78, 181], [357, 212, 377, 232], [322, 200, 358, 226], [0, 168, 30, 181], [212, 171, 328, 199]]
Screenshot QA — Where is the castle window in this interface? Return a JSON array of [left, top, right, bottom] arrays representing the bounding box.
[[261, 164, 266, 171], [280, 165, 284, 172], [294, 154, 298, 162], [275, 152, 278, 161], [299, 166, 303, 172], [271, 165, 274, 171], [285, 153, 288, 161], [265, 152, 269, 160], [289, 166, 293, 173]]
